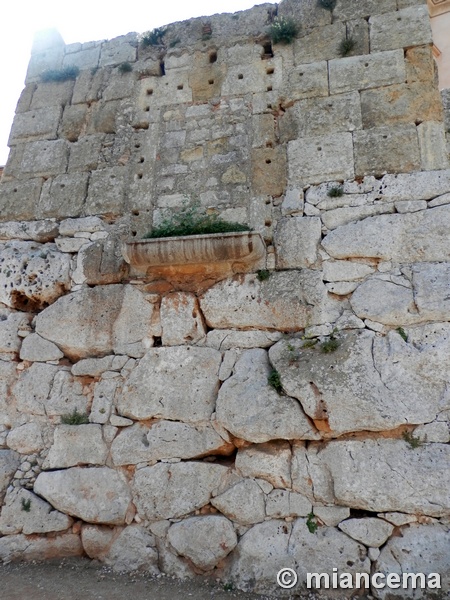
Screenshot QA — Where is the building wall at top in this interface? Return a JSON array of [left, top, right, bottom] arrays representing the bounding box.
[[428, 0, 450, 88]]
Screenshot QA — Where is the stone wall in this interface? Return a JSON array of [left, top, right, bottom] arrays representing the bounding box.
[[0, 0, 450, 597]]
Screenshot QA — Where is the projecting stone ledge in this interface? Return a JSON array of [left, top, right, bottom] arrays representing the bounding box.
[[122, 232, 266, 292]]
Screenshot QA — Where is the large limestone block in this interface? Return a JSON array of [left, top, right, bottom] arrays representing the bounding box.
[[7, 423, 44, 454], [321, 204, 395, 230], [0, 488, 72, 535], [323, 261, 375, 282], [0, 450, 20, 499], [251, 146, 287, 196], [0, 309, 29, 358], [293, 22, 346, 64], [338, 517, 394, 548], [288, 133, 354, 185], [329, 50, 405, 94], [235, 441, 292, 489], [216, 349, 319, 443], [369, 6, 432, 52], [104, 525, 159, 574], [0, 179, 43, 221], [20, 139, 68, 177], [72, 238, 129, 286], [377, 170, 450, 202], [0, 533, 83, 564], [211, 479, 266, 525], [265, 489, 311, 518], [374, 524, 450, 598], [99, 36, 136, 67], [34, 467, 132, 524], [19, 333, 64, 362], [30, 80, 74, 110], [37, 173, 89, 219], [354, 125, 421, 176], [0, 242, 71, 311], [227, 519, 370, 596], [35, 285, 155, 360], [160, 292, 207, 345], [117, 346, 221, 423], [333, 0, 397, 21], [322, 205, 450, 262], [168, 516, 237, 571], [43, 424, 108, 469], [84, 166, 128, 216], [12, 363, 58, 416], [8, 106, 62, 145], [0, 220, 58, 243], [274, 217, 321, 269], [46, 370, 89, 417], [418, 121, 449, 171], [306, 439, 450, 516], [284, 61, 329, 103], [0, 362, 17, 425], [200, 272, 340, 331], [132, 462, 228, 520], [269, 329, 447, 436], [111, 421, 233, 465]]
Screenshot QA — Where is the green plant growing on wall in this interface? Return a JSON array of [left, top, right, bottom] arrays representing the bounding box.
[[396, 327, 408, 342], [306, 512, 318, 534], [144, 200, 250, 238], [268, 369, 282, 393], [118, 62, 133, 74], [268, 17, 299, 44], [257, 269, 270, 281], [21, 498, 31, 512], [41, 65, 80, 82], [402, 430, 423, 449], [61, 409, 90, 425], [318, 0, 336, 11], [302, 337, 318, 349], [320, 331, 340, 353], [141, 27, 167, 47], [338, 36, 356, 57], [327, 185, 344, 197]]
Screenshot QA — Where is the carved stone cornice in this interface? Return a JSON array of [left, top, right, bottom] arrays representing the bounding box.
[[428, 0, 450, 17]]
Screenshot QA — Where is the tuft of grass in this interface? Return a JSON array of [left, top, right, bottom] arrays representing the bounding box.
[[41, 65, 80, 83], [320, 331, 340, 353], [318, 0, 337, 11], [21, 498, 31, 512], [144, 200, 250, 239], [402, 430, 423, 449], [306, 512, 318, 534], [141, 27, 167, 47], [61, 408, 90, 425], [118, 62, 133, 74], [268, 17, 299, 45], [338, 37, 356, 57], [396, 327, 408, 342], [327, 185, 344, 197], [302, 338, 318, 349], [268, 369, 282, 393], [257, 269, 270, 282], [223, 583, 234, 591]]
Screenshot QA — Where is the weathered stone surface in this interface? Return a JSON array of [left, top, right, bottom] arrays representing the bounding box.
[[111, 421, 233, 465], [374, 524, 450, 599], [377, 170, 450, 202], [378, 512, 417, 527], [160, 293, 207, 345], [313, 506, 350, 527], [20, 139, 68, 177], [322, 203, 395, 230], [369, 5, 432, 53], [89, 378, 118, 425], [227, 519, 370, 596], [8, 107, 62, 145], [0, 450, 20, 499], [200, 272, 340, 331], [265, 490, 311, 518], [34, 467, 132, 524], [59, 216, 105, 236], [6, 423, 44, 454], [0, 533, 83, 563], [235, 442, 292, 489], [43, 425, 108, 469], [289, 92, 362, 137], [71, 356, 116, 377], [354, 125, 421, 176], [168, 516, 237, 570], [19, 333, 64, 362], [37, 172, 89, 219], [12, 363, 58, 416], [46, 370, 89, 417], [0, 179, 43, 221], [105, 525, 159, 574], [288, 133, 354, 185], [216, 349, 319, 443], [322, 206, 450, 262], [284, 61, 329, 102], [0, 220, 58, 243], [72, 237, 128, 286], [132, 462, 228, 520], [338, 517, 394, 548], [293, 22, 346, 63], [274, 217, 321, 269], [204, 329, 282, 350], [418, 121, 449, 171], [329, 50, 405, 94], [0, 242, 71, 311], [35, 285, 155, 360], [0, 488, 72, 535], [251, 147, 287, 196], [323, 261, 375, 282], [414, 421, 450, 443], [117, 346, 221, 423], [306, 439, 450, 516], [84, 167, 127, 216], [333, 0, 397, 21], [211, 479, 266, 525], [0, 309, 28, 358], [269, 329, 447, 436]]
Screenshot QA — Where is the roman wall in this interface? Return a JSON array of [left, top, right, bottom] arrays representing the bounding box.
[[0, 0, 450, 596]]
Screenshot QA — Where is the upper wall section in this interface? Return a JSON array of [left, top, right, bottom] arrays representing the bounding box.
[[0, 0, 447, 235], [428, 0, 450, 88]]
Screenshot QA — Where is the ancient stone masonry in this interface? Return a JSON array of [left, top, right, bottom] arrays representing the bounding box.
[[0, 0, 450, 596]]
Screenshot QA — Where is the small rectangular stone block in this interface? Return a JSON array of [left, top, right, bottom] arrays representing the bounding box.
[[354, 124, 421, 177], [369, 5, 432, 53], [252, 147, 287, 196], [288, 133, 354, 186], [8, 107, 62, 145], [274, 216, 322, 269], [291, 92, 362, 137], [21, 140, 69, 177], [417, 122, 450, 171], [329, 50, 406, 94], [84, 166, 127, 216]]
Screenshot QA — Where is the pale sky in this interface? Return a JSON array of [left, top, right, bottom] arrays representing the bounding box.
[[0, 0, 261, 166]]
